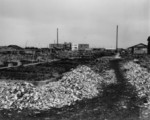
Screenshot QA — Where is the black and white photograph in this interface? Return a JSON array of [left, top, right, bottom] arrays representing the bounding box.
[[0, 0, 150, 119]]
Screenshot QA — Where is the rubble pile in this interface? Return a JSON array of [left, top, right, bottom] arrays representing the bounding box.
[[101, 69, 117, 85], [33, 65, 104, 110], [91, 58, 117, 85], [0, 65, 113, 111], [90, 58, 111, 73], [0, 81, 35, 110], [138, 56, 150, 71], [0, 64, 117, 111], [121, 61, 150, 103]]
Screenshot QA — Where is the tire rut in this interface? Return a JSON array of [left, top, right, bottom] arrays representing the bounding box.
[[101, 59, 141, 119]]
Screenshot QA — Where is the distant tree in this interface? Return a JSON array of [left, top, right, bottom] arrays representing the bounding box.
[[148, 36, 150, 54]]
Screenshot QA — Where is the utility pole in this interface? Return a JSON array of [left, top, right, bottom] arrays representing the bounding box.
[[115, 25, 121, 59], [57, 28, 58, 46], [147, 36, 150, 54], [25, 40, 28, 48], [116, 25, 118, 53]]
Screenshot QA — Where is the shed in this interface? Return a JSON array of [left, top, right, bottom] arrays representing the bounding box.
[[127, 43, 147, 54]]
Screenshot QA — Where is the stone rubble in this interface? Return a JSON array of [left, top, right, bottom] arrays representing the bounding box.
[[0, 65, 117, 111], [101, 69, 117, 85], [121, 61, 150, 118], [121, 61, 150, 99]]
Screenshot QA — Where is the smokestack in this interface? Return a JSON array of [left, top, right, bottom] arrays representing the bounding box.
[[116, 25, 118, 52], [57, 28, 58, 45], [115, 25, 121, 59]]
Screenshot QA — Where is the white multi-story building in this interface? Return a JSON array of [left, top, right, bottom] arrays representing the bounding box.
[[72, 44, 78, 51]]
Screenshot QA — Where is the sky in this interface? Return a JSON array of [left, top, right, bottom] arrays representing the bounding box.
[[0, 0, 149, 48]]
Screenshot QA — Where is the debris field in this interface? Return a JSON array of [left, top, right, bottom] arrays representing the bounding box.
[[1, 56, 150, 120]]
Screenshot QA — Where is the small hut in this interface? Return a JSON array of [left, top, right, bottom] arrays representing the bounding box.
[[127, 43, 147, 54]]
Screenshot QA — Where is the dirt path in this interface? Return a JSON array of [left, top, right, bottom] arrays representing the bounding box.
[[91, 59, 141, 120]]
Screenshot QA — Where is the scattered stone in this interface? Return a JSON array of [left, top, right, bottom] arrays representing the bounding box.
[[0, 63, 116, 111], [121, 60, 150, 118]]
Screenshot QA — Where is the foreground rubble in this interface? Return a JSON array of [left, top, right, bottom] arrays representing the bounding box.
[[0, 65, 117, 111], [121, 60, 150, 118], [121, 61, 150, 100]]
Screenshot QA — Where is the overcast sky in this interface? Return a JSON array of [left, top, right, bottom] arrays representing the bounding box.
[[0, 0, 149, 48]]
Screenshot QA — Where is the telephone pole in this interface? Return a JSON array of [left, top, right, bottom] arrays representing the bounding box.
[[116, 25, 118, 52], [115, 25, 121, 59], [57, 28, 58, 46]]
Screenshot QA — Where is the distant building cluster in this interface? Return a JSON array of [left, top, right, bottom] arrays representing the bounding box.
[[0, 41, 149, 57], [49, 42, 72, 51], [1, 40, 149, 67], [49, 42, 90, 51]]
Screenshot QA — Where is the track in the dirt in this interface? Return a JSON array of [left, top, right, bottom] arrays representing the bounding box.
[[101, 59, 140, 117], [0, 59, 144, 120]]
